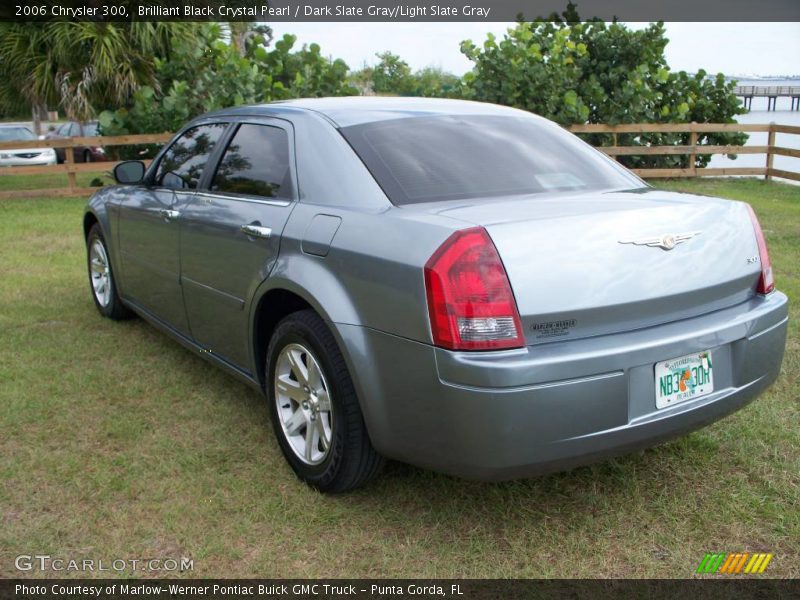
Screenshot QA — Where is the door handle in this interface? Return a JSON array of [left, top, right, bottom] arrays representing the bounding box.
[[240, 224, 272, 239], [160, 209, 180, 220]]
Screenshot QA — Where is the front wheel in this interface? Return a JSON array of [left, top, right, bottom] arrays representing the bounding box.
[[86, 224, 133, 320], [266, 310, 384, 492]]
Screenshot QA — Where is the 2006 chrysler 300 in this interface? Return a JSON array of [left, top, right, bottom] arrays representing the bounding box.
[[84, 98, 788, 492]]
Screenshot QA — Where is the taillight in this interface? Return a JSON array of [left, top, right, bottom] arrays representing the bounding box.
[[424, 227, 524, 350], [746, 204, 774, 295]]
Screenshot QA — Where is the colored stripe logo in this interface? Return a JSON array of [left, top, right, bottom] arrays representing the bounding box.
[[696, 553, 773, 574]]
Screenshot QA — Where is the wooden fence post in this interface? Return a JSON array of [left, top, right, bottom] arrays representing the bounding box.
[[766, 122, 775, 181], [612, 131, 618, 162], [688, 122, 697, 175], [64, 146, 77, 195]]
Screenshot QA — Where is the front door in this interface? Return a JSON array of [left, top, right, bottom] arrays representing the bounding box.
[[117, 123, 227, 335], [178, 121, 297, 371]]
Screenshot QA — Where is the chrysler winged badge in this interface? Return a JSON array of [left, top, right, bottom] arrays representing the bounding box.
[[618, 231, 702, 251]]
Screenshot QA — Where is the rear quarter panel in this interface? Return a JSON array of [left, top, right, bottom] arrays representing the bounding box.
[[252, 110, 467, 346]]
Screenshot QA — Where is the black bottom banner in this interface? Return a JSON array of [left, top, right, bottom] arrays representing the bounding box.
[[2, 579, 799, 600]]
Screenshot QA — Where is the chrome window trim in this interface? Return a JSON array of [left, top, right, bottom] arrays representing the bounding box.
[[194, 190, 292, 208]]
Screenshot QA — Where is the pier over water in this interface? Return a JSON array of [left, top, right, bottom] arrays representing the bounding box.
[[734, 86, 800, 111]]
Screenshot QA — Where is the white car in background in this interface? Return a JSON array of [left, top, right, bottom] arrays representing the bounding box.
[[0, 125, 57, 166]]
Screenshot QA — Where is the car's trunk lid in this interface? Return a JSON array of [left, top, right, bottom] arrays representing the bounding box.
[[409, 189, 762, 345]]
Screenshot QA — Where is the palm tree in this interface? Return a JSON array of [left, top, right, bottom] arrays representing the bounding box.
[[0, 22, 197, 133], [227, 22, 273, 57]]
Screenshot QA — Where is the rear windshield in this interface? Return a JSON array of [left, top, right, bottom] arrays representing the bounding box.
[[340, 115, 642, 205]]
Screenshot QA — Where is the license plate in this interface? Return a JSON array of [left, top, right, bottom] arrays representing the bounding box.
[[655, 350, 714, 409]]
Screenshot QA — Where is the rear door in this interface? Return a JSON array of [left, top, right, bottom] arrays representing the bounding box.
[[117, 123, 227, 336], [178, 120, 297, 371]]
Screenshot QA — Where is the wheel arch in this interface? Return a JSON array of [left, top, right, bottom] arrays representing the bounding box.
[[83, 210, 100, 239], [253, 274, 376, 394], [83, 189, 127, 300], [249, 261, 365, 382], [250, 278, 388, 465], [251, 286, 316, 391]]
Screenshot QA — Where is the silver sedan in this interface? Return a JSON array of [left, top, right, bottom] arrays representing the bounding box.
[[83, 98, 788, 492], [0, 126, 57, 166]]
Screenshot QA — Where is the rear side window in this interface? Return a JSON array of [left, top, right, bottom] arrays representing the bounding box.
[[210, 124, 293, 200], [341, 115, 641, 205], [155, 123, 226, 190]]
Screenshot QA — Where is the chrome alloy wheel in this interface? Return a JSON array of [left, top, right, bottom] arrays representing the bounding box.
[[89, 239, 112, 307], [274, 343, 334, 465]]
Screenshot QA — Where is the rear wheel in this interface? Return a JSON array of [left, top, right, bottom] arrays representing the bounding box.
[[86, 224, 133, 320], [266, 310, 384, 492]]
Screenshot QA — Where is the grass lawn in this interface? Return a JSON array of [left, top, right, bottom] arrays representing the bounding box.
[[0, 171, 111, 191], [0, 177, 797, 578]]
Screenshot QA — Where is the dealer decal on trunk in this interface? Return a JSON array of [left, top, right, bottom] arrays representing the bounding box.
[[530, 319, 576, 339]]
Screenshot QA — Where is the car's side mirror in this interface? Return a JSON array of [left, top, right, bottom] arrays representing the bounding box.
[[113, 160, 145, 184]]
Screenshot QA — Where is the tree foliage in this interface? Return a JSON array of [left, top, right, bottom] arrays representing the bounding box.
[[0, 22, 196, 127], [371, 51, 416, 95], [258, 34, 356, 99], [350, 53, 462, 98], [99, 26, 357, 144], [2, 9, 749, 172], [460, 6, 747, 168], [412, 67, 463, 98]]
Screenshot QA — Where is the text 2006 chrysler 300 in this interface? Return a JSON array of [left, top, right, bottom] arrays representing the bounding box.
[[84, 98, 788, 492]]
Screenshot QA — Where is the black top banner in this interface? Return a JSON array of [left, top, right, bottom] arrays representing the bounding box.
[[3, 0, 800, 22]]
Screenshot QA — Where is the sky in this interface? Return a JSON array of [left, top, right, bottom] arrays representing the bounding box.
[[268, 22, 800, 77]]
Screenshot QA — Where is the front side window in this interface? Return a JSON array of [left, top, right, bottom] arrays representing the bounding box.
[[341, 115, 643, 205], [155, 123, 226, 190], [210, 124, 293, 199]]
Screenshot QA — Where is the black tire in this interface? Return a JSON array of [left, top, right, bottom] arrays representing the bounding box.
[[266, 310, 384, 492], [83, 149, 92, 163], [86, 224, 134, 320]]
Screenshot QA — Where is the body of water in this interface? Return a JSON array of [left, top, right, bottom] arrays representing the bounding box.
[[706, 78, 800, 180]]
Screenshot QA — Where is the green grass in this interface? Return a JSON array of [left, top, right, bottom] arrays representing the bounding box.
[[0, 178, 798, 578], [0, 171, 110, 191]]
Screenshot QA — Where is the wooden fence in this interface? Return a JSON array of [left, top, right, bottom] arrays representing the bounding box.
[[0, 123, 798, 200], [567, 122, 800, 181], [0, 133, 172, 200]]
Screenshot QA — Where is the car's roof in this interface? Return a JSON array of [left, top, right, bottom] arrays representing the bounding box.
[[203, 97, 531, 128]]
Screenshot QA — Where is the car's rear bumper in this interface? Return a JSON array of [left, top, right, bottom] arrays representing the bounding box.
[[336, 291, 788, 480]]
